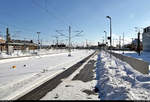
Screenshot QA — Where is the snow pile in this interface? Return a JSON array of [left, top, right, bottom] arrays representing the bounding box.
[[0, 51, 30, 58], [95, 51, 150, 100]]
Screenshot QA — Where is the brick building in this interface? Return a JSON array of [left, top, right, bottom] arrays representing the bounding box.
[[0, 38, 6, 51]]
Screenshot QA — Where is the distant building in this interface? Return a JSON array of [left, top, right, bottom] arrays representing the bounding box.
[[8, 39, 37, 50], [0, 37, 5, 43], [0, 28, 38, 53], [143, 26, 150, 51], [0, 37, 6, 51], [0, 39, 38, 51]]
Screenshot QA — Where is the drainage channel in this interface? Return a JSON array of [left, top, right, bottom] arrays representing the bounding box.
[[18, 51, 96, 100]]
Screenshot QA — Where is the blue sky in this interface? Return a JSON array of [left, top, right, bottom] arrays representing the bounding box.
[[0, 0, 150, 46]]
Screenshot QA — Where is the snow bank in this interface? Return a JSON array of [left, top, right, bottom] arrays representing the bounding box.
[[0, 49, 69, 58], [41, 54, 99, 100], [96, 51, 150, 100]]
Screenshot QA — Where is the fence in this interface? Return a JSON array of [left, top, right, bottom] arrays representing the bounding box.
[[108, 51, 149, 74]]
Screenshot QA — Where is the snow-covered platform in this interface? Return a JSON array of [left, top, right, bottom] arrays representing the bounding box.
[[112, 50, 150, 64]]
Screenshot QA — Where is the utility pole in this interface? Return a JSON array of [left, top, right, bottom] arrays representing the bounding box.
[[86, 39, 89, 50], [56, 26, 83, 56], [6, 28, 10, 55], [68, 26, 71, 56], [37, 32, 40, 51], [137, 32, 141, 56], [134, 27, 142, 56], [106, 16, 112, 57], [86, 39, 88, 48], [119, 36, 121, 49], [123, 32, 124, 54], [102, 36, 104, 44], [110, 19, 112, 48], [53, 40, 55, 45], [104, 31, 107, 45], [56, 36, 58, 48], [24, 38, 26, 54], [41, 39, 42, 49]]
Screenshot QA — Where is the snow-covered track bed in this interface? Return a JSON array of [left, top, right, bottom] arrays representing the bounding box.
[[0, 50, 94, 100], [18, 51, 96, 100]]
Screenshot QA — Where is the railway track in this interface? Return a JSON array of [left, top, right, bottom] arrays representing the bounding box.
[[18, 51, 96, 100]]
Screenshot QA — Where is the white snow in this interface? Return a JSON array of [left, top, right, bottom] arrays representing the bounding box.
[[0, 49, 68, 58], [0, 49, 94, 100], [96, 51, 150, 100], [41, 53, 99, 100], [3, 49, 150, 100]]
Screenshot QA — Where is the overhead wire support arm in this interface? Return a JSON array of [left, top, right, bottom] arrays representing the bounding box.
[[55, 26, 83, 57], [55, 30, 68, 37], [72, 30, 83, 38]]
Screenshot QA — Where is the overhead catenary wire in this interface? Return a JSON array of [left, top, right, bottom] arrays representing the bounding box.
[[0, 23, 37, 41], [32, 0, 83, 34], [0, 0, 64, 41], [0, 0, 84, 44], [0, 21, 36, 35], [32, 0, 68, 28]]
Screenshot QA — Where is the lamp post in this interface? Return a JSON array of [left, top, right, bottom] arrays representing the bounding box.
[[104, 31, 107, 45], [134, 27, 143, 56], [106, 16, 112, 48], [37, 32, 40, 51], [137, 32, 141, 56], [68, 26, 71, 56], [123, 32, 125, 54], [106, 16, 112, 57]]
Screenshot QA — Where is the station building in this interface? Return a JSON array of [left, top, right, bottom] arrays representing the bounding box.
[[143, 26, 150, 51]]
